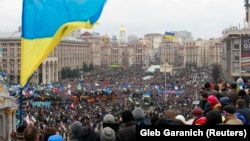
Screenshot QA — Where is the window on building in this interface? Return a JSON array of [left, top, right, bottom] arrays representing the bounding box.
[[10, 64, 14, 68], [233, 51, 240, 60], [233, 63, 239, 73], [233, 39, 240, 49]]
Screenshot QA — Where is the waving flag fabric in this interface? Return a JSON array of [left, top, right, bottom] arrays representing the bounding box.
[[20, 0, 107, 87], [165, 32, 175, 41]]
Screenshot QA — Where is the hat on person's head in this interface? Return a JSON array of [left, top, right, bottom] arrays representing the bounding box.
[[103, 114, 115, 123], [205, 109, 222, 125], [175, 115, 186, 124], [101, 127, 115, 141], [16, 125, 26, 141], [223, 105, 236, 114], [132, 107, 145, 120], [204, 82, 211, 89], [220, 96, 233, 107], [70, 121, 82, 135], [121, 110, 134, 123], [191, 107, 203, 116], [48, 135, 63, 141], [207, 95, 220, 108]]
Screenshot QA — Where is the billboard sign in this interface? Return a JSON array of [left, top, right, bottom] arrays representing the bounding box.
[[241, 35, 250, 72]]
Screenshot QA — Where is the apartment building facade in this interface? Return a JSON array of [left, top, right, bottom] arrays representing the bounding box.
[[221, 27, 250, 78]]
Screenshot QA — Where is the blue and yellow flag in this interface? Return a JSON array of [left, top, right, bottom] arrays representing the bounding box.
[[20, 0, 107, 87], [165, 32, 175, 41]]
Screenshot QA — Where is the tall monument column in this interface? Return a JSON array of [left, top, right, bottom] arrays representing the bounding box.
[[12, 109, 17, 132], [6, 109, 13, 141]]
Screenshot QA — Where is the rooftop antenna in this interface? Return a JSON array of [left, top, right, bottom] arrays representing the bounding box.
[[244, 18, 246, 28]]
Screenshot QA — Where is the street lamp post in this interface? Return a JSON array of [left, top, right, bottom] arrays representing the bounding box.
[[80, 70, 84, 82], [194, 84, 198, 107], [164, 66, 167, 101]]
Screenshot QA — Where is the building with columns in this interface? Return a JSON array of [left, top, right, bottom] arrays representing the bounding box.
[[0, 79, 18, 141], [0, 30, 102, 84]]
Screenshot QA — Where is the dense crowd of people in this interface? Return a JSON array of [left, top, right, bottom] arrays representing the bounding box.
[[7, 66, 250, 141]]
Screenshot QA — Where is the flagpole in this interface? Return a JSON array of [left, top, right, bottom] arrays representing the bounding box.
[[19, 87, 23, 125], [19, 72, 36, 126], [164, 66, 166, 101]]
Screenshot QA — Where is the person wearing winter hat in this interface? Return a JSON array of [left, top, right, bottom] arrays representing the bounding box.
[[205, 109, 223, 125], [220, 96, 233, 108], [16, 125, 26, 141], [70, 121, 83, 141], [191, 107, 206, 125], [120, 110, 134, 124], [175, 115, 186, 125], [132, 107, 150, 125], [223, 105, 243, 125], [101, 127, 116, 141], [204, 95, 221, 115], [78, 126, 98, 141], [103, 114, 116, 123], [96, 113, 120, 141], [48, 134, 64, 141], [118, 110, 136, 141]]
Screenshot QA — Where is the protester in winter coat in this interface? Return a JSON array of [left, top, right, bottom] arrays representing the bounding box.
[[118, 110, 135, 141], [223, 105, 243, 125]]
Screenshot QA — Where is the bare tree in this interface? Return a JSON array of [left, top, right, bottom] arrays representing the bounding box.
[[211, 63, 221, 83]]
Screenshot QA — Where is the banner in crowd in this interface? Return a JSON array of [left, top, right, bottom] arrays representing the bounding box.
[[158, 90, 184, 95], [32, 102, 51, 108]]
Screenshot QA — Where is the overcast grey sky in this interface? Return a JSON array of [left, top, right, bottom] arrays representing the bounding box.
[[0, 0, 246, 39]]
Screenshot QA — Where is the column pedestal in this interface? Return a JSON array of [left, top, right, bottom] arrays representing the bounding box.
[[6, 109, 13, 141]]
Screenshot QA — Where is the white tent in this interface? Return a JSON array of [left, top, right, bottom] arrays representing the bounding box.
[[145, 65, 160, 73]]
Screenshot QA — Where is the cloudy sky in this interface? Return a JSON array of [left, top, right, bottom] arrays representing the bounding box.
[[0, 0, 246, 39]]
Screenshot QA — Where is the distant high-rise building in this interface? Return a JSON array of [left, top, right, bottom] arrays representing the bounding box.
[[127, 34, 138, 42], [119, 25, 126, 44], [171, 31, 193, 43]]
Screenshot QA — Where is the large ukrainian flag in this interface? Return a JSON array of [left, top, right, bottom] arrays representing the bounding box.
[[21, 0, 107, 87]]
